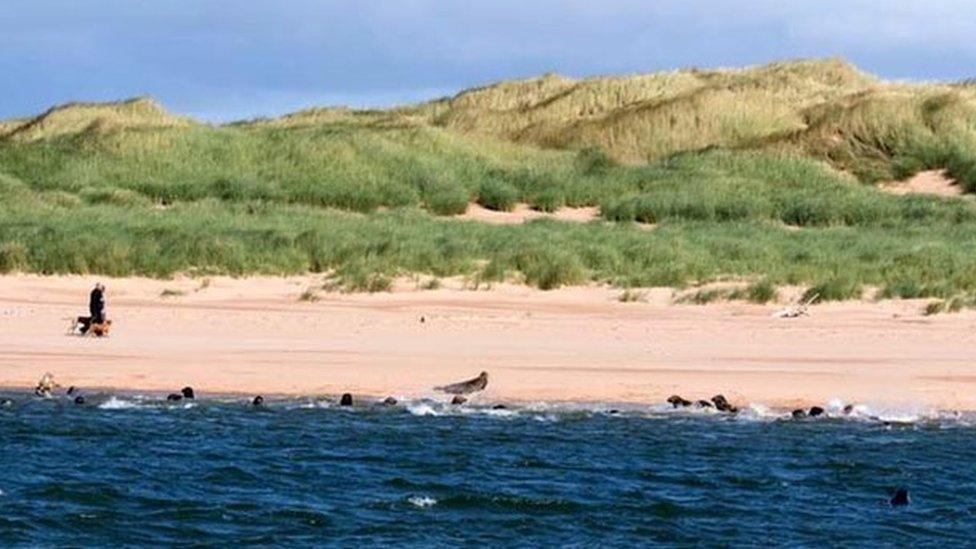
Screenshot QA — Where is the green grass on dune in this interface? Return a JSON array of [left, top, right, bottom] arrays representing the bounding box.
[[3, 150, 976, 299], [3, 58, 976, 301]]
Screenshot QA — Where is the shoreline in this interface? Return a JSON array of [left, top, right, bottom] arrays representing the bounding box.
[[2, 274, 975, 411]]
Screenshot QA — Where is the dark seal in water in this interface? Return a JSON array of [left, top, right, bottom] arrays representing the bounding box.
[[451, 395, 467, 406], [340, 393, 353, 406], [181, 387, 195, 399], [890, 488, 910, 506], [382, 396, 398, 406], [809, 406, 825, 417], [252, 396, 264, 407], [792, 409, 807, 419]]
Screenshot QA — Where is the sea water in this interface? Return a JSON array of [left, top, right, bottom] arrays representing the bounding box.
[[0, 394, 974, 546]]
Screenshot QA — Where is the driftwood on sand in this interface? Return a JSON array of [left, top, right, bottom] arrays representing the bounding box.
[[435, 371, 489, 395], [773, 293, 819, 319]]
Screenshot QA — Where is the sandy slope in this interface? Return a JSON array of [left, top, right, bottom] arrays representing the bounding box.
[[1, 275, 975, 410], [454, 203, 600, 224], [879, 169, 963, 197]]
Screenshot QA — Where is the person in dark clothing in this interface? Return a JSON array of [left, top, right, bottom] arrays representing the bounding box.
[[77, 283, 106, 335], [89, 283, 106, 324]]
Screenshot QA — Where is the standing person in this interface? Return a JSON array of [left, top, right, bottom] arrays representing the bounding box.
[[89, 283, 106, 325]]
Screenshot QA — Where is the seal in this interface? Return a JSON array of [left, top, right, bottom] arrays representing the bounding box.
[[252, 395, 264, 407], [667, 395, 692, 408], [435, 372, 488, 395], [890, 488, 910, 506], [181, 387, 195, 399], [382, 396, 398, 406], [451, 395, 467, 405], [711, 394, 738, 413], [340, 393, 353, 406], [808, 406, 825, 417]]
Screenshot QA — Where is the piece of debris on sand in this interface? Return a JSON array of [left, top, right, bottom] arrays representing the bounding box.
[[773, 293, 819, 319]]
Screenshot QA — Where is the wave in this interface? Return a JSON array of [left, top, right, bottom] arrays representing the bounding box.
[[3, 389, 974, 427], [407, 496, 437, 509]]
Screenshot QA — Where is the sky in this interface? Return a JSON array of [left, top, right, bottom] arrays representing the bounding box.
[[2, 0, 975, 122]]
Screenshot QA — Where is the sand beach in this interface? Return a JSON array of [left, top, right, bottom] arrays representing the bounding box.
[[1, 275, 974, 411]]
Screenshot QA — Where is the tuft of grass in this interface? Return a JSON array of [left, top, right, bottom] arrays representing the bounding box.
[[923, 300, 947, 316], [880, 280, 952, 300], [618, 288, 647, 303], [575, 147, 618, 175], [676, 288, 730, 305], [477, 180, 519, 212], [512, 248, 588, 290], [298, 288, 320, 302], [419, 277, 442, 290], [426, 185, 470, 216], [0, 242, 28, 273], [326, 265, 394, 293], [528, 188, 564, 213], [924, 295, 976, 315], [160, 288, 185, 298], [744, 280, 778, 304], [803, 279, 862, 302]]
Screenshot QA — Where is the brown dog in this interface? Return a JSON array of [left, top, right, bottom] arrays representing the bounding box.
[[71, 317, 112, 337], [90, 320, 112, 337]]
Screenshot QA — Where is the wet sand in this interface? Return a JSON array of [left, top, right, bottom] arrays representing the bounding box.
[[1, 275, 975, 410]]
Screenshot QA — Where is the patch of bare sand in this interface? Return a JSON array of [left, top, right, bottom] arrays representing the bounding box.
[[879, 169, 963, 197], [455, 203, 600, 224], [2, 274, 976, 411]]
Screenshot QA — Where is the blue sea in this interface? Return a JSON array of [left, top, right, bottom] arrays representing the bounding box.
[[1, 394, 974, 546]]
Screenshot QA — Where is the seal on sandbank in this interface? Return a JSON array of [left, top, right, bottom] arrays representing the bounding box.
[[667, 395, 692, 408], [711, 395, 738, 413], [435, 372, 488, 395]]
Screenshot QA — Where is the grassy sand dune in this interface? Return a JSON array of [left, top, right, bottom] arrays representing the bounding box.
[[2, 97, 194, 143], [2, 58, 976, 304]]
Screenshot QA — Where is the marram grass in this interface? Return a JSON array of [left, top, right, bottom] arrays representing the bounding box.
[[2, 58, 976, 297]]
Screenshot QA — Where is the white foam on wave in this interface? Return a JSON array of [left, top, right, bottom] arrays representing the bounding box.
[[295, 399, 332, 410], [97, 396, 141, 410], [737, 403, 782, 421], [407, 495, 437, 508], [406, 401, 441, 416], [853, 403, 938, 424]]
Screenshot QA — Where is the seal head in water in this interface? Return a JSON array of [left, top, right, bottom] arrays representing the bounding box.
[[890, 488, 910, 506], [434, 372, 489, 395]]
